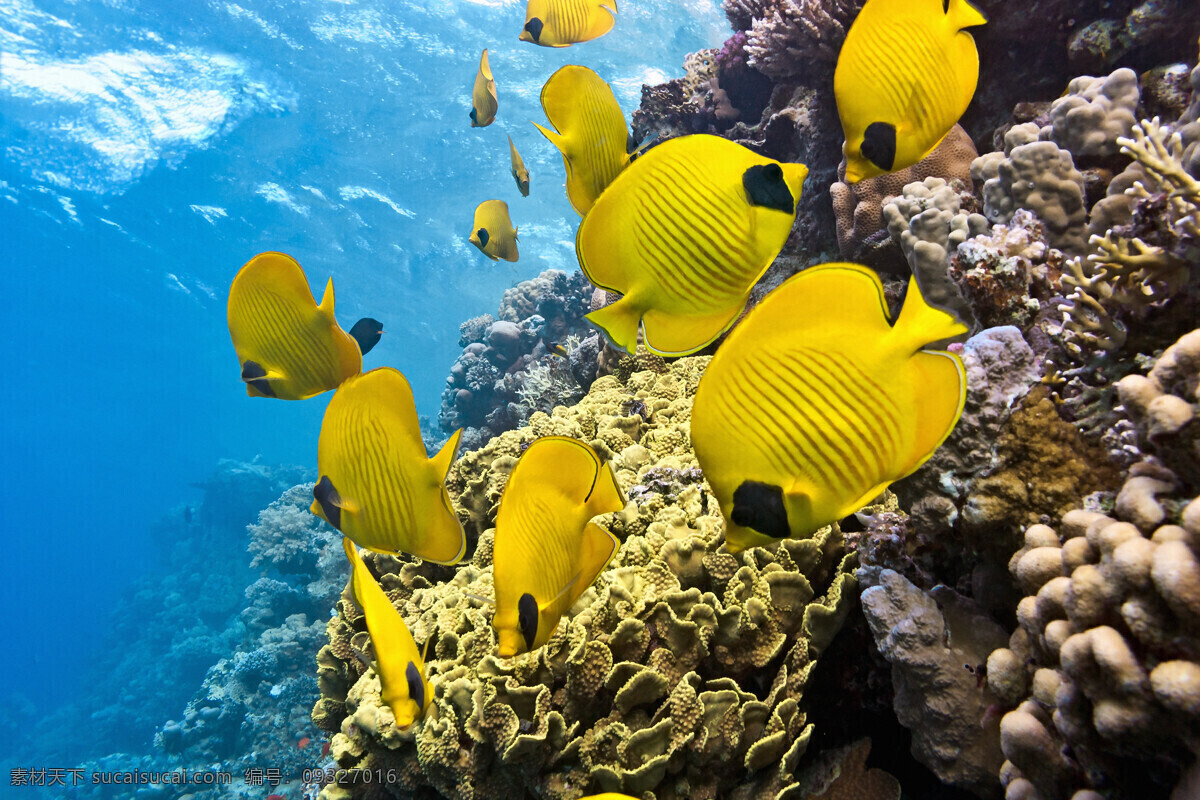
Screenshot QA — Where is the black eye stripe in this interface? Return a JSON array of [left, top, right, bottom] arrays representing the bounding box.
[[406, 661, 424, 709]]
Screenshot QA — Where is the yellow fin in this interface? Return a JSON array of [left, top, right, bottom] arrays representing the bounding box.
[[569, 523, 619, 607], [585, 460, 625, 520], [318, 276, 335, 318], [585, 296, 641, 355], [894, 349, 967, 480], [893, 274, 970, 353], [640, 302, 743, 357], [431, 428, 462, 479], [947, 0, 987, 30]]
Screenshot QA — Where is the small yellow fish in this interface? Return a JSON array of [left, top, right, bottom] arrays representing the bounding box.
[[835, 0, 987, 183], [493, 436, 625, 657], [579, 796, 641, 800], [342, 537, 433, 728], [691, 263, 967, 554], [508, 135, 530, 196], [469, 199, 520, 262], [533, 65, 637, 216], [519, 0, 617, 47], [471, 48, 497, 127], [227, 252, 373, 400], [577, 134, 808, 356], [312, 368, 467, 565]]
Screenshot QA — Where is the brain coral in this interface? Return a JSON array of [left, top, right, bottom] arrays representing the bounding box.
[[312, 359, 858, 800]]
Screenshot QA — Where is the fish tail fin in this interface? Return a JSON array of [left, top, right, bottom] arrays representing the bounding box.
[[947, 0, 987, 29], [585, 462, 625, 518], [894, 274, 969, 352], [586, 296, 642, 355], [532, 121, 564, 153], [640, 303, 742, 357], [318, 277, 336, 318]]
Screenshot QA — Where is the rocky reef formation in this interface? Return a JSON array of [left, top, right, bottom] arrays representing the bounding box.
[[439, 269, 597, 452], [313, 359, 862, 799]]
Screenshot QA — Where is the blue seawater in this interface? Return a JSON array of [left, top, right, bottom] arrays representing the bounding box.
[[0, 0, 725, 791]]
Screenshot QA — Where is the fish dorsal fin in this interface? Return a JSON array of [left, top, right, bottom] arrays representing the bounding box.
[[945, 0, 987, 30], [893, 274, 969, 354], [749, 264, 895, 354], [318, 277, 336, 319], [585, 460, 625, 519], [511, 437, 609, 508], [431, 428, 463, 479], [572, 523, 620, 606], [478, 48, 493, 82]]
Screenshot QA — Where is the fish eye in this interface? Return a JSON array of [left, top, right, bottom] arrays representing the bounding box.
[[518, 593, 538, 651], [763, 163, 782, 181]]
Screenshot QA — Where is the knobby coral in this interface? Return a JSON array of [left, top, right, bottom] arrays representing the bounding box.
[[313, 359, 858, 800]]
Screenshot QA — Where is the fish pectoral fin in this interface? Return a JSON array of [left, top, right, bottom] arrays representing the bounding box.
[[543, 569, 584, 612], [585, 462, 626, 518], [640, 302, 742, 357]]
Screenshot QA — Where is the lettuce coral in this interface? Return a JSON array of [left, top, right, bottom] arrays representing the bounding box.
[[312, 359, 858, 800]]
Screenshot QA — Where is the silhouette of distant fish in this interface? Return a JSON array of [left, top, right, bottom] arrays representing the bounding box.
[[226, 252, 376, 400], [835, 0, 986, 183], [471, 48, 498, 127], [492, 437, 625, 657], [519, 0, 617, 47], [469, 199, 520, 262], [508, 135, 530, 196], [578, 134, 807, 356], [311, 368, 467, 565], [691, 263, 968, 554]]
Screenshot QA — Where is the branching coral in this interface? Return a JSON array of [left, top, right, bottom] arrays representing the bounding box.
[[742, 0, 864, 80], [1057, 118, 1200, 359], [314, 359, 859, 800]]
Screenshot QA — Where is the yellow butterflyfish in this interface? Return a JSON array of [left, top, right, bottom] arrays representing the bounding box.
[[508, 134, 531, 197], [492, 436, 625, 657], [312, 368, 467, 565], [691, 263, 968, 554], [341, 537, 434, 728], [226, 252, 380, 400], [835, 0, 987, 183], [577, 134, 808, 356], [470, 48, 497, 127], [469, 199, 520, 262], [533, 65, 641, 216], [519, 0, 617, 47]]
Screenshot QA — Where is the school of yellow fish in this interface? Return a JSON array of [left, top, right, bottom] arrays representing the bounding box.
[[224, 0, 982, 740]]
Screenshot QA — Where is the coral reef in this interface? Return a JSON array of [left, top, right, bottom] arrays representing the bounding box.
[[972, 123, 1090, 254], [1038, 68, 1141, 164], [860, 569, 1008, 797], [987, 475, 1200, 799], [314, 359, 859, 799], [440, 270, 596, 451], [831, 124, 980, 268], [741, 0, 864, 80]]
